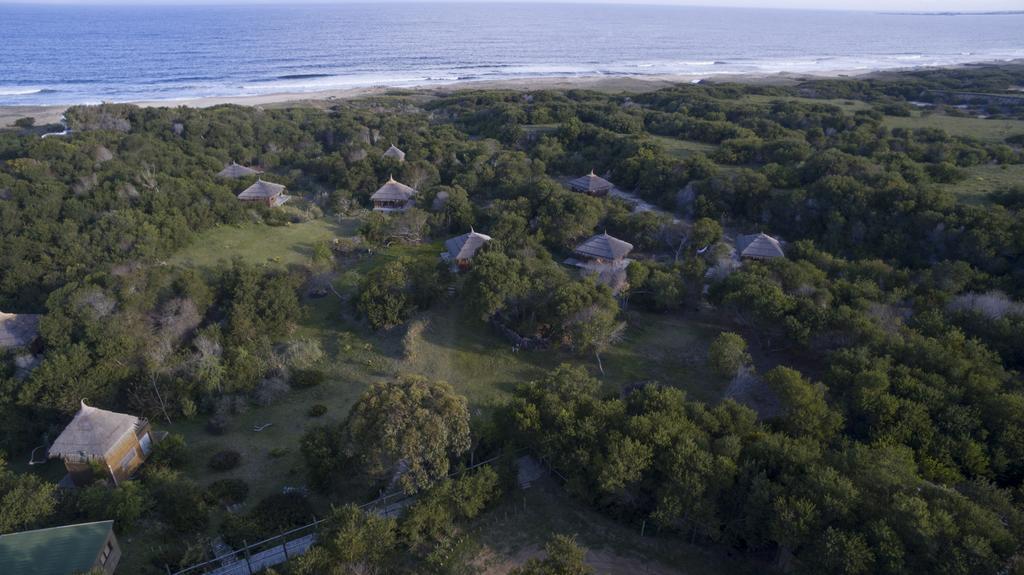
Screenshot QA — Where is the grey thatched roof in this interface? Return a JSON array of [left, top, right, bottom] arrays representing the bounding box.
[[48, 401, 143, 461], [568, 171, 613, 193], [574, 232, 633, 261], [218, 162, 261, 179], [383, 144, 406, 161], [737, 233, 785, 260], [238, 178, 285, 200], [445, 229, 492, 260], [0, 312, 40, 348], [371, 176, 417, 202]]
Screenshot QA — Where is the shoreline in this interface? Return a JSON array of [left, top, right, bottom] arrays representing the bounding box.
[[0, 61, 1018, 129]]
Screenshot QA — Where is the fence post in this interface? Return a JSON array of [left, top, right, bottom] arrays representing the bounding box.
[[641, 520, 646, 537], [281, 531, 289, 561], [243, 540, 253, 575]]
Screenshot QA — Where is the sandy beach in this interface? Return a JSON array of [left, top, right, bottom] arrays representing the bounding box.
[[0, 70, 849, 129]]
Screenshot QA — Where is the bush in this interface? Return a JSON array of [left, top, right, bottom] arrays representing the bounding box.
[[208, 478, 250, 505], [307, 404, 328, 417], [148, 433, 188, 468], [14, 117, 35, 128], [221, 513, 263, 548], [253, 376, 290, 406], [291, 368, 325, 389], [253, 492, 314, 532], [206, 413, 229, 435], [208, 450, 241, 472]]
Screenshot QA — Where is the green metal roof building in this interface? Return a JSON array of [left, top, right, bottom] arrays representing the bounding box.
[[0, 520, 120, 575]]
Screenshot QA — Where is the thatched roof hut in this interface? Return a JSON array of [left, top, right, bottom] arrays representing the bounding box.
[[574, 232, 634, 262], [443, 229, 492, 267], [371, 176, 418, 212], [237, 178, 289, 206], [217, 162, 261, 179], [0, 312, 40, 349], [383, 144, 406, 162], [568, 171, 614, 196], [48, 401, 146, 464], [737, 233, 785, 260]]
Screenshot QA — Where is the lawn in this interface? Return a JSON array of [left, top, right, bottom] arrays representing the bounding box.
[[740, 94, 872, 112], [647, 134, 717, 159], [170, 216, 361, 270], [943, 164, 1024, 204], [883, 112, 1024, 144]]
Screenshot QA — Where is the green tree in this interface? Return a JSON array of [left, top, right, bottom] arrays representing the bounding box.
[[0, 455, 56, 534], [707, 332, 752, 378], [343, 375, 471, 493], [764, 366, 843, 442]]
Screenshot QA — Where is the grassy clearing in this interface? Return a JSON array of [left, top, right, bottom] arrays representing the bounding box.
[[883, 112, 1024, 143], [170, 217, 361, 270], [647, 134, 717, 159], [740, 94, 872, 112], [943, 163, 1024, 204]]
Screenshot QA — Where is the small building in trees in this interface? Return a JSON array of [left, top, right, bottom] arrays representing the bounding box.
[[217, 162, 262, 179], [371, 176, 418, 212], [565, 232, 634, 292], [237, 178, 290, 207], [568, 170, 614, 197], [441, 228, 492, 270], [0, 311, 41, 349], [48, 401, 157, 487], [736, 233, 785, 261], [382, 144, 406, 162], [0, 520, 121, 575], [571, 231, 634, 265]]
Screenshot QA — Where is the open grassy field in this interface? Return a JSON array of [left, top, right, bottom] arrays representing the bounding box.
[[944, 164, 1024, 204], [647, 134, 717, 159], [169, 216, 361, 270], [740, 94, 872, 112], [883, 112, 1024, 144]]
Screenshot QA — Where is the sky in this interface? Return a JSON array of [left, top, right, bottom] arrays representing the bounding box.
[[1, 0, 1022, 11]]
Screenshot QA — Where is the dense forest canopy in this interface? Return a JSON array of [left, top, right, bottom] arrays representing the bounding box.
[[1, 64, 1023, 574]]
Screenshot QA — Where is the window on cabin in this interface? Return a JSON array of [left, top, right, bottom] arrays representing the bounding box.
[[118, 449, 136, 473]]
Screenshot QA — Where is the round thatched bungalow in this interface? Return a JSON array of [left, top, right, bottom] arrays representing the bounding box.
[[568, 170, 614, 197], [382, 144, 406, 162], [371, 176, 418, 212], [442, 228, 492, 270]]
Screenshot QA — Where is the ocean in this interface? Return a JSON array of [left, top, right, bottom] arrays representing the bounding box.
[[0, 3, 1022, 106]]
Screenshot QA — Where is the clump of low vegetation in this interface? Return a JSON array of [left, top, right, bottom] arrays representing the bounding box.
[[307, 404, 327, 417], [208, 450, 242, 472]]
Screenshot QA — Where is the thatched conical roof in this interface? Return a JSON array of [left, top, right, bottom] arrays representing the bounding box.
[[218, 162, 261, 179], [0, 312, 40, 349], [574, 232, 633, 261], [48, 401, 143, 461], [383, 144, 406, 161], [238, 178, 285, 200], [371, 176, 417, 202], [568, 170, 614, 194], [737, 233, 785, 260], [445, 229, 492, 260]]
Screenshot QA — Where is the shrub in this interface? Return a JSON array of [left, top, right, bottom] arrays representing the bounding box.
[[14, 117, 35, 128], [221, 513, 263, 548], [253, 376, 290, 406], [291, 368, 325, 389], [208, 450, 241, 472], [148, 433, 188, 468], [253, 492, 314, 532], [307, 404, 328, 417], [268, 447, 290, 459], [208, 478, 250, 505], [206, 413, 229, 435]]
